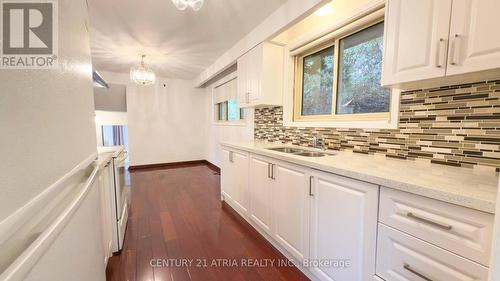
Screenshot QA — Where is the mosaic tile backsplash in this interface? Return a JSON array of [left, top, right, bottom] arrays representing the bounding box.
[[255, 80, 500, 169]]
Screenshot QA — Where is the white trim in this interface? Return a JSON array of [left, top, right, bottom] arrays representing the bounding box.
[[282, 3, 400, 129], [0, 157, 100, 281]]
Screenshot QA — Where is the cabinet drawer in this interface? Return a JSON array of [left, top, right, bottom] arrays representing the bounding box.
[[379, 188, 493, 266], [376, 224, 489, 281]]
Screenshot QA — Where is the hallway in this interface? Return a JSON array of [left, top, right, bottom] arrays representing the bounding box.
[[106, 164, 309, 281]]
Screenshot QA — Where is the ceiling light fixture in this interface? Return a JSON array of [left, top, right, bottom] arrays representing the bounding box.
[[171, 0, 204, 11], [314, 4, 333, 16], [130, 55, 156, 86]]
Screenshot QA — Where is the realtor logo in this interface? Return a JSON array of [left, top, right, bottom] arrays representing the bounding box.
[[1, 0, 58, 68]]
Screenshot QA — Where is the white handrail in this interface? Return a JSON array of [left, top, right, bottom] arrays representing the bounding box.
[[0, 153, 99, 281], [0, 153, 97, 245]]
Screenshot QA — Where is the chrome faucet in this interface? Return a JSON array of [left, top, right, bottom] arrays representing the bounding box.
[[312, 136, 326, 150], [312, 136, 319, 149]]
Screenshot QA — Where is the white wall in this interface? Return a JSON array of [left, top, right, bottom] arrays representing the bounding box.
[[94, 84, 127, 112], [203, 75, 255, 167], [99, 71, 206, 166], [0, 0, 97, 222]]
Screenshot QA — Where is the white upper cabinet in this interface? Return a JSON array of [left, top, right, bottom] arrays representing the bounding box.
[[382, 0, 500, 89], [382, 0, 452, 86], [447, 0, 500, 76], [237, 42, 284, 108]]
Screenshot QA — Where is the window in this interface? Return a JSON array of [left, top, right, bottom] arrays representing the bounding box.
[[300, 45, 334, 116], [215, 99, 244, 122], [214, 78, 244, 124], [294, 21, 390, 121]]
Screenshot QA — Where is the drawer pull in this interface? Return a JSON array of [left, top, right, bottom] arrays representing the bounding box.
[[407, 212, 453, 231], [404, 264, 433, 281]]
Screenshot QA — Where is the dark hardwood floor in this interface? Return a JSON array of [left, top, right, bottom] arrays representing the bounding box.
[[106, 164, 309, 281]]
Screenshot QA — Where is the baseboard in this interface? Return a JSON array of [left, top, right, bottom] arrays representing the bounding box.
[[128, 160, 220, 172], [204, 160, 220, 173], [128, 160, 206, 171]]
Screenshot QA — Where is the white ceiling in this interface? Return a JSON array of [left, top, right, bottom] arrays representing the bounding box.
[[87, 0, 287, 79]]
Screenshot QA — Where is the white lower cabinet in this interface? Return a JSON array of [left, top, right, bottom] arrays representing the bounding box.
[[379, 187, 494, 266], [220, 148, 249, 216], [248, 155, 274, 236], [376, 224, 489, 281], [220, 149, 233, 201], [309, 171, 379, 281], [220, 146, 492, 281], [273, 161, 311, 262]]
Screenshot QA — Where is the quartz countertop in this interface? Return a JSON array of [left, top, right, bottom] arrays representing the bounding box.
[[221, 141, 499, 214]]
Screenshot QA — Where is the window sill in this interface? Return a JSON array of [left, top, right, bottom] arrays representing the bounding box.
[[213, 121, 247, 127]]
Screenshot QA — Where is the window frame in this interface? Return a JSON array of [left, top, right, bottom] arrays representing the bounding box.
[[293, 41, 336, 121], [293, 18, 392, 123], [212, 74, 246, 126]]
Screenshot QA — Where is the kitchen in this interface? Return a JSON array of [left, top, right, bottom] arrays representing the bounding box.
[[1, 0, 500, 281]]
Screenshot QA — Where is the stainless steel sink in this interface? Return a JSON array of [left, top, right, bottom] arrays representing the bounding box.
[[267, 147, 305, 153], [293, 151, 329, 157], [266, 147, 333, 157]]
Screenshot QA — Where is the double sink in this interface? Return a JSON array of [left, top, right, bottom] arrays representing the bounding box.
[[266, 147, 334, 157]]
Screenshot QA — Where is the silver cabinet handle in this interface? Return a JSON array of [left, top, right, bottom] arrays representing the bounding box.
[[406, 212, 453, 230], [229, 151, 233, 163], [267, 163, 271, 179], [309, 176, 314, 197], [270, 164, 275, 180], [436, 38, 446, 68], [450, 34, 461, 65], [404, 264, 433, 281]]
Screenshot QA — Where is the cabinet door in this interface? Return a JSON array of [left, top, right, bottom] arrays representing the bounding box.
[[230, 151, 249, 215], [376, 224, 489, 281], [447, 0, 500, 75], [248, 156, 274, 235], [382, 0, 452, 86], [220, 148, 233, 201], [98, 163, 114, 259], [309, 171, 379, 281], [237, 55, 249, 106], [273, 161, 310, 262], [248, 45, 262, 102]]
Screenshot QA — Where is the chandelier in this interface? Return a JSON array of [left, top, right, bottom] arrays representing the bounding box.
[[171, 0, 204, 11], [130, 55, 155, 86]]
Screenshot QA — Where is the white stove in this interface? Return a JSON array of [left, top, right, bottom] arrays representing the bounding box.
[[97, 146, 129, 252]]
